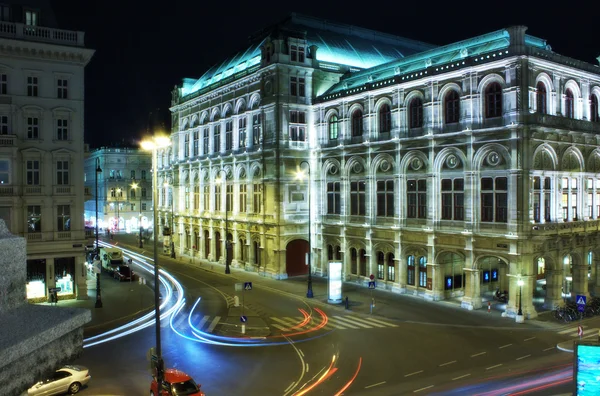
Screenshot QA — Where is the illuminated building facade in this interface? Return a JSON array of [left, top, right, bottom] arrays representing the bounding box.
[[169, 14, 600, 319], [84, 147, 152, 235], [0, 1, 94, 301]]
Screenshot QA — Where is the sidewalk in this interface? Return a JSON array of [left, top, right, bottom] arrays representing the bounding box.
[[38, 266, 155, 338]]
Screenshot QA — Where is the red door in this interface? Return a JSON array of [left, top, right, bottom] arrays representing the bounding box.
[[286, 239, 308, 277]]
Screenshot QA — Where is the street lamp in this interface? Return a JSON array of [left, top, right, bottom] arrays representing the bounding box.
[[517, 278, 524, 316], [217, 169, 231, 274], [115, 187, 122, 233], [163, 178, 176, 259], [132, 181, 143, 248], [94, 157, 102, 309], [140, 135, 171, 385], [296, 161, 313, 298]]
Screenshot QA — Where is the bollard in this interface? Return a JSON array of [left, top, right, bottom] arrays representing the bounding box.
[[488, 301, 491, 313], [234, 296, 240, 307], [241, 324, 245, 334]]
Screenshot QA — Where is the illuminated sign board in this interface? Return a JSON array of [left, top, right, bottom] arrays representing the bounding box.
[[328, 261, 343, 304], [574, 341, 600, 395]]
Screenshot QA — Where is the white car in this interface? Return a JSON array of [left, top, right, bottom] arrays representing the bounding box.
[[22, 365, 91, 395]]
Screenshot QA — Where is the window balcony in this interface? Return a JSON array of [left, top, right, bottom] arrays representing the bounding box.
[[0, 135, 16, 147], [0, 21, 85, 47], [56, 232, 71, 240], [24, 186, 42, 195], [54, 186, 71, 195], [0, 185, 17, 196]]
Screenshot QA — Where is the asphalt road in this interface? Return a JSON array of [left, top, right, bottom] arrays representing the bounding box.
[[70, 235, 585, 395]]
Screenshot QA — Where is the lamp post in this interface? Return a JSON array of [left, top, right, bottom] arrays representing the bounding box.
[[296, 161, 313, 298], [517, 278, 524, 316], [94, 157, 102, 309], [132, 182, 143, 248], [164, 178, 176, 259], [218, 169, 231, 274], [115, 187, 122, 233], [141, 135, 171, 385]]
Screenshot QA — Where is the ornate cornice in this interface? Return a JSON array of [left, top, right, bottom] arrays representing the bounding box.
[[0, 38, 95, 65]]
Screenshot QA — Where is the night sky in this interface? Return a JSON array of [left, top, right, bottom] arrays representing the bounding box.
[[50, 1, 600, 149]]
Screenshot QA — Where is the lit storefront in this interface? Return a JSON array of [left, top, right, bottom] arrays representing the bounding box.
[[26, 259, 47, 300], [54, 257, 75, 297]]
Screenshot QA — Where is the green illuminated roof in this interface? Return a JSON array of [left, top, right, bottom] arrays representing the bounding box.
[[320, 27, 550, 98]]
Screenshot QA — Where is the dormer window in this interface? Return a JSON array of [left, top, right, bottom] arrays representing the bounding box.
[[290, 45, 305, 63], [25, 9, 38, 26]]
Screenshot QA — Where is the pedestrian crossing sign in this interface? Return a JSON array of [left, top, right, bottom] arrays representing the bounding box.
[[576, 295, 586, 306], [244, 282, 252, 291]]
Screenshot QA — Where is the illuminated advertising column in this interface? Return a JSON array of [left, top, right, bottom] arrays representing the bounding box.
[[328, 261, 343, 304]]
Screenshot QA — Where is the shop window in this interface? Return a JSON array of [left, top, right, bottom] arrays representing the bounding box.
[[407, 255, 415, 285], [483, 270, 490, 283]]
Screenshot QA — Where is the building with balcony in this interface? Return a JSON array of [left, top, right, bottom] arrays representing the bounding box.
[[0, 0, 94, 301], [167, 14, 600, 320], [84, 147, 152, 241]]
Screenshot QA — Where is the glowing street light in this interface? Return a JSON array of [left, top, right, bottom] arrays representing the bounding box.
[[296, 161, 313, 298], [517, 277, 524, 317], [216, 169, 231, 274], [131, 182, 143, 248], [94, 158, 102, 309], [163, 178, 176, 259], [140, 134, 170, 384]]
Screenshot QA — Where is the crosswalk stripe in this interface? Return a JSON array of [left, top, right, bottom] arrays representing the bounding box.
[[197, 315, 210, 330], [206, 316, 221, 333], [345, 315, 386, 328], [558, 326, 580, 335], [332, 316, 372, 328], [270, 317, 300, 328], [327, 317, 361, 329], [323, 322, 348, 330], [271, 323, 288, 331], [362, 317, 399, 327], [566, 327, 599, 338]]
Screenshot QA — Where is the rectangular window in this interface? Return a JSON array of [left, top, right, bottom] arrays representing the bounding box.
[[441, 178, 464, 220], [57, 119, 68, 140], [290, 77, 297, 96], [253, 113, 262, 145], [141, 170, 146, 180], [0, 73, 6, 95], [57, 205, 70, 231], [131, 170, 136, 179], [238, 117, 247, 148], [253, 183, 262, 213], [185, 187, 190, 210], [239, 184, 247, 213], [407, 179, 427, 218], [26, 160, 40, 185], [214, 184, 221, 211], [194, 186, 199, 210], [0, 115, 8, 134], [27, 76, 38, 97], [0, 159, 10, 184], [289, 110, 306, 142], [25, 10, 38, 26], [203, 185, 209, 211], [57, 79, 68, 99], [203, 128, 209, 154], [141, 187, 147, 198], [407, 260, 415, 286], [213, 124, 220, 153], [290, 45, 305, 63], [290, 77, 305, 97], [56, 160, 69, 185], [184, 134, 190, 157], [142, 203, 147, 211], [327, 181, 341, 214], [481, 177, 508, 222], [226, 184, 233, 212], [193, 131, 199, 156], [27, 117, 39, 139], [28, 205, 41, 232], [225, 120, 233, 150], [376, 180, 394, 217], [350, 180, 366, 216]]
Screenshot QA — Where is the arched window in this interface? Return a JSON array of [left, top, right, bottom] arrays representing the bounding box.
[[485, 82, 503, 118], [536, 82, 547, 115], [378, 103, 391, 133], [445, 90, 460, 124], [387, 253, 395, 282], [204, 230, 210, 259], [418, 256, 427, 287], [407, 255, 415, 285], [239, 238, 246, 261], [351, 109, 363, 137], [215, 231, 221, 260], [351, 248, 357, 274], [335, 246, 341, 260], [359, 249, 367, 276], [590, 94, 599, 122], [254, 241, 261, 266], [565, 89, 574, 119], [409, 98, 423, 128], [328, 115, 339, 140], [377, 252, 384, 280]]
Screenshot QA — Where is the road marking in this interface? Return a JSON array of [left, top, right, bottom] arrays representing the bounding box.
[[285, 382, 296, 393], [206, 316, 221, 333], [558, 326, 579, 334], [327, 317, 360, 329], [346, 315, 387, 328], [566, 327, 599, 338], [197, 315, 209, 329], [414, 385, 434, 393], [524, 337, 536, 341], [543, 347, 556, 352], [331, 315, 372, 328], [486, 364, 503, 370], [439, 360, 457, 367], [271, 323, 288, 331], [365, 381, 386, 389], [404, 370, 423, 377], [452, 374, 471, 381], [362, 317, 399, 327], [516, 354, 531, 360], [499, 344, 512, 349], [471, 352, 486, 357], [306, 363, 309, 372]]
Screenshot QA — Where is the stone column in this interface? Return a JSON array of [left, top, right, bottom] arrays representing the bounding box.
[[544, 269, 564, 309], [594, 255, 600, 295], [461, 268, 482, 310], [397, 256, 407, 293], [571, 264, 590, 300], [231, 229, 239, 268], [76, 255, 88, 300], [429, 263, 445, 301], [46, 257, 55, 303]]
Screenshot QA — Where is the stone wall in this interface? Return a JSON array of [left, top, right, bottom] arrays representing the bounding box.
[[0, 220, 91, 394]]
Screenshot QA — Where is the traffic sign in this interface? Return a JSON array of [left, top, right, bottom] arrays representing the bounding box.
[[235, 283, 243, 291], [368, 281, 376, 289], [240, 315, 247, 323], [577, 295, 587, 312], [49, 287, 61, 293], [369, 274, 375, 281], [244, 282, 253, 291]]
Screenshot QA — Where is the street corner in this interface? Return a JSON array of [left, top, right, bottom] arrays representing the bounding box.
[[556, 339, 575, 353]]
